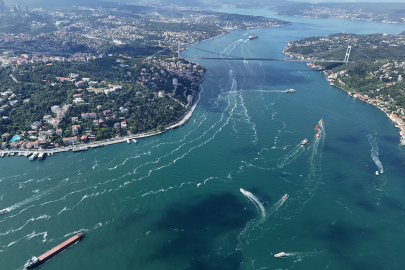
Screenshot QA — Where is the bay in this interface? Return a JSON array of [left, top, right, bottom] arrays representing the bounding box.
[[1, 8, 405, 270]]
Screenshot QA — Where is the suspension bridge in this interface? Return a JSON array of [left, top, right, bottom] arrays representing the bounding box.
[[177, 45, 364, 64]]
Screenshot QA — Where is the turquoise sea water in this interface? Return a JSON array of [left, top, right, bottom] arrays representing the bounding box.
[[1, 9, 405, 270]]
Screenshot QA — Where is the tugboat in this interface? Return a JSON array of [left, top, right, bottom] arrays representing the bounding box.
[[274, 252, 287, 258], [301, 139, 308, 145]]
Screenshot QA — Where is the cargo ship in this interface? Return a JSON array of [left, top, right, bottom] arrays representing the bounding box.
[[24, 232, 83, 269], [248, 35, 258, 40]]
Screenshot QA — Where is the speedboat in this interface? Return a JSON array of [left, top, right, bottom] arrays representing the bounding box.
[[301, 139, 308, 145], [285, 89, 296, 93], [282, 194, 289, 200], [316, 125, 320, 131], [376, 171, 379, 176], [319, 119, 323, 125], [274, 252, 287, 258], [0, 208, 9, 215], [316, 133, 320, 138], [240, 188, 248, 196]]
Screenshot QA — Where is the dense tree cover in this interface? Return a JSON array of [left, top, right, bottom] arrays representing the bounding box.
[[330, 60, 405, 109], [287, 33, 405, 62], [0, 54, 192, 142]]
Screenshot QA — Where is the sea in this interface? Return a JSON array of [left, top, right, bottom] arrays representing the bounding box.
[[1, 8, 405, 270]]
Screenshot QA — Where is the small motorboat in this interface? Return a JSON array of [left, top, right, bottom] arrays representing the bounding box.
[[0, 208, 9, 215], [301, 139, 308, 145], [319, 119, 323, 125], [274, 252, 287, 258], [282, 194, 289, 200], [316, 125, 320, 131], [316, 133, 320, 138], [376, 171, 379, 176]]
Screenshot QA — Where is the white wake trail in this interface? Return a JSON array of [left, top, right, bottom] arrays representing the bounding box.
[[367, 134, 383, 173], [240, 189, 266, 222]]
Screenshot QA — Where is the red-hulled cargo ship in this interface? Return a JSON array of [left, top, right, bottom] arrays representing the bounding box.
[[24, 232, 83, 269]]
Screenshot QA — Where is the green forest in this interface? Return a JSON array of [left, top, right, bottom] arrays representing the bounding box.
[[0, 52, 201, 145]]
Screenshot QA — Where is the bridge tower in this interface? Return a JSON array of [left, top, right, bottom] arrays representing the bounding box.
[[344, 45, 352, 63]]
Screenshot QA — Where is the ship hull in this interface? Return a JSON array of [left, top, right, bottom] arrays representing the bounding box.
[[25, 233, 83, 269]]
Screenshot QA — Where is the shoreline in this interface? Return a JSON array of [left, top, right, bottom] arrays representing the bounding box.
[[0, 84, 204, 157]]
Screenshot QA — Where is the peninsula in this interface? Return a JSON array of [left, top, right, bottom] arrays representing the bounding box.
[[283, 32, 405, 143], [0, 1, 290, 154]]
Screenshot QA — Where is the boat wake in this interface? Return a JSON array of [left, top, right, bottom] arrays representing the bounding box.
[[240, 189, 266, 223], [5, 179, 69, 212], [277, 143, 305, 168], [367, 134, 383, 174]]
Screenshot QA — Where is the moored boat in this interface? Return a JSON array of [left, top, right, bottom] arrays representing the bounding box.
[[29, 153, 38, 161], [132, 139, 137, 143], [274, 252, 287, 258], [127, 139, 130, 144], [38, 152, 45, 160], [301, 139, 308, 145]]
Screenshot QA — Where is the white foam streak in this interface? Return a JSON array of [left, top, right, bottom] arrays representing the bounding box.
[[367, 134, 384, 173]]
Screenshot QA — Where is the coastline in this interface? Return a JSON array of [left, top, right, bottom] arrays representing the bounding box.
[[0, 84, 204, 157]]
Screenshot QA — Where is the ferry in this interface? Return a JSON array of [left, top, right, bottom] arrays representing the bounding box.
[[29, 153, 38, 161], [0, 208, 9, 215], [274, 252, 287, 258], [90, 143, 104, 148], [38, 152, 45, 160], [282, 194, 289, 200], [248, 35, 258, 40], [316, 133, 320, 138], [301, 139, 308, 145], [285, 89, 296, 93], [132, 139, 137, 143]]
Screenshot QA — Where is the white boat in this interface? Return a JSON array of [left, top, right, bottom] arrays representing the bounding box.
[[240, 188, 249, 196], [132, 139, 137, 143], [127, 139, 130, 144], [274, 252, 287, 258], [38, 152, 45, 160], [29, 153, 38, 161], [0, 208, 9, 215], [376, 171, 379, 176], [9, 152, 14, 156], [0, 153, 4, 157], [285, 89, 296, 93], [282, 194, 289, 200]]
